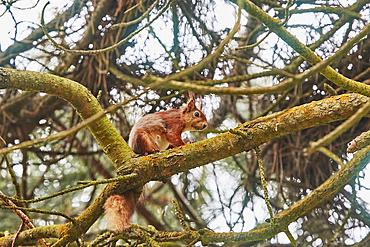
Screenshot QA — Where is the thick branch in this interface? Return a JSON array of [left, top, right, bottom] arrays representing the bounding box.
[[125, 94, 368, 181]]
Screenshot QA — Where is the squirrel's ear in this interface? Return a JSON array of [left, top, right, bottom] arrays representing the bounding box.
[[183, 92, 196, 113], [188, 92, 203, 110], [198, 97, 203, 111], [188, 92, 195, 100]]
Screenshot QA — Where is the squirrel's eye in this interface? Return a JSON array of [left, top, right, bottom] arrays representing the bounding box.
[[194, 112, 200, 117]]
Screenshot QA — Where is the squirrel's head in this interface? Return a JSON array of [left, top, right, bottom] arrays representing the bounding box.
[[182, 92, 208, 131]]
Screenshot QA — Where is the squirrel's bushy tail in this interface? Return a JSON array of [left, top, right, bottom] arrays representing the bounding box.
[[104, 191, 136, 232]]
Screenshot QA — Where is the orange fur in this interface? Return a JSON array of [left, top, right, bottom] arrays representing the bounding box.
[[103, 192, 135, 232], [104, 92, 207, 232]]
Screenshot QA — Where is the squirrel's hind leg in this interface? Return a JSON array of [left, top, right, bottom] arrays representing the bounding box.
[[132, 128, 159, 155]]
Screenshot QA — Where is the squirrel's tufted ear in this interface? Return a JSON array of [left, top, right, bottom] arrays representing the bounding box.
[[188, 92, 195, 100], [187, 92, 203, 111], [198, 96, 203, 111], [183, 92, 196, 113]]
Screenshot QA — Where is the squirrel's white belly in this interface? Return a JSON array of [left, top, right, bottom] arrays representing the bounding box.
[[155, 134, 169, 151]]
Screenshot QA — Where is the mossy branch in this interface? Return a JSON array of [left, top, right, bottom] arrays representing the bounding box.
[[127, 94, 369, 182], [255, 147, 296, 246], [306, 100, 370, 154], [348, 130, 370, 153], [255, 147, 274, 222]]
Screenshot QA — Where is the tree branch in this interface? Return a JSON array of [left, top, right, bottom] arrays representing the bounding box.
[[1, 66, 369, 245]]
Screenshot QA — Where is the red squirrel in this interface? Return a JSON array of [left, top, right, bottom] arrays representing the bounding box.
[[104, 92, 207, 232]]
